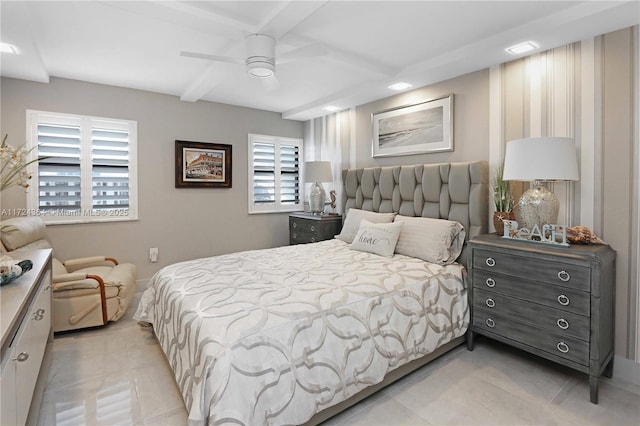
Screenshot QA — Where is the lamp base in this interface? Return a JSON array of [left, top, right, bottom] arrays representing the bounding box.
[[515, 184, 559, 230], [309, 182, 326, 214]]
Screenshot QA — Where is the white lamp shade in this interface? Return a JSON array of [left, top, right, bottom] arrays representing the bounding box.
[[502, 137, 579, 182], [304, 161, 333, 183]]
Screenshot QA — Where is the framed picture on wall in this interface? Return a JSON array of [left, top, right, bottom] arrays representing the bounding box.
[[372, 94, 453, 157], [175, 140, 232, 188]]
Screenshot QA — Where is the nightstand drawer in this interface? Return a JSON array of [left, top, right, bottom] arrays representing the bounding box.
[[289, 214, 342, 245], [290, 218, 321, 234], [473, 249, 590, 291], [473, 308, 589, 366], [474, 289, 590, 341], [472, 270, 590, 316]]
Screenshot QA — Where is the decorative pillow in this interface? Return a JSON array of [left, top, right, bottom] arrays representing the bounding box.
[[335, 209, 396, 244], [393, 215, 466, 265], [350, 219, 403, 257]]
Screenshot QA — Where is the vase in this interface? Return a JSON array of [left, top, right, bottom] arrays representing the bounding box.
[[493, 211, 515, 236]]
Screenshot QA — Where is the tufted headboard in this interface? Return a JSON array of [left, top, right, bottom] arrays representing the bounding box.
[[342, 161, 489, 266]]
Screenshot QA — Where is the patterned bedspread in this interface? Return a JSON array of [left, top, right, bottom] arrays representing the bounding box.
[[134, 239, 469, 425]]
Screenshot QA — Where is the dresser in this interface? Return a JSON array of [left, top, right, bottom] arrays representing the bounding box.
[[1, 249, 53, 425], [466, 234, 615, 404], [289, 213, 342, 245]]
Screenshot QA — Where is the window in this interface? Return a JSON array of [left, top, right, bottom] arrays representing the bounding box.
[[248, 134, 303, 213], [27, 110, 138, 224]]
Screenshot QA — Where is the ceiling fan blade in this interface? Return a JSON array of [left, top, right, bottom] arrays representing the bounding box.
[[260, 74, 280, 91], [277, 43, 327, 64], [180, 51, 244, 65]]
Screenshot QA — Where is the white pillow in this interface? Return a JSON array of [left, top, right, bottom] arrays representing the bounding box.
[[335, 208, 396, 244], [393, 215, 466, 265], [350, 219, 403, 257]]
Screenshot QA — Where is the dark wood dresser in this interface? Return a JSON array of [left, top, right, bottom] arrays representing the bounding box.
[[466, 234, 616, 404], [289, 213, 342, 245]]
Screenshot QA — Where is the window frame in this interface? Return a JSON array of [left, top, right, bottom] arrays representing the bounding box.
[[26, 110, 138, 224], [248, 133, 304, 214]]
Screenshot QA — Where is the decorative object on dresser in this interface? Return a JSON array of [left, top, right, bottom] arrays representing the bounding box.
[[1, 249, 53, 425], [289, 212, 342, 245], [491, 161, 514, 236], [502, 137, 579, 230], [372, 94, 454, 157], [467, 234, 616, 404], [175, 140, 232, 188], [304, 161, 333, 214]]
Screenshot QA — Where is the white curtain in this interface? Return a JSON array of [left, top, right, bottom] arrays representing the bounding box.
[[303, 108, 355, 214]]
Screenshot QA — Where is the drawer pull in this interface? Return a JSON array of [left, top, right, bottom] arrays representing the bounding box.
[[292, 222, 297, 228], [557, 270, 571, 282], [311, 237, 316, 242], [485, 318, 495, 328], [293, 233, 297, 239], [485, 298, 496, 308], [310, 225, 315, 231], [15, 352, 29, 362], [557, 342, 570, 353], [557, 294, 570, 306], [485, 257, 496, 267], [485, 278, 496, 288], [557, 318, 570, 330]]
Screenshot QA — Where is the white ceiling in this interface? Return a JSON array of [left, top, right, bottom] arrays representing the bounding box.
[[1, 1, 638, 121]]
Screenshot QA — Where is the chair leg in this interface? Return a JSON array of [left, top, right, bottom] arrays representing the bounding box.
[[87, 274, 108, 325]]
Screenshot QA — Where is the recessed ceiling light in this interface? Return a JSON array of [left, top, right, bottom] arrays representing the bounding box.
[[388, 82, 413, 91], [505, 41, 539, 55], [0, 43, 18, 54], [323, 106, 341, 112]]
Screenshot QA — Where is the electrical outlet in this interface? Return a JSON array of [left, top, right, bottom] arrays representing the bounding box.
[[149, 247, 159, 263]]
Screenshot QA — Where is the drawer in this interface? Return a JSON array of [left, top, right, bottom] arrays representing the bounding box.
[[472, 270, 590, 316], [473, 308, 589, 366], [473, 249, 591, 291], [473, 288, 590, 341], [290, 230, 320, 244], [290, 217, 322, 235]]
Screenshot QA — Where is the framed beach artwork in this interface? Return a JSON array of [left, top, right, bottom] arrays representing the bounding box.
[[175, 140, 232, 188], [372, 94, 453, 157]]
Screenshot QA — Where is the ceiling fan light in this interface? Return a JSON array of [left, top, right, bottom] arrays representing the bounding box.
[[246, 60, 275, 78]]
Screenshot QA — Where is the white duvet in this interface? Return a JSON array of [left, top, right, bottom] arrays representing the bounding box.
[[134, 239, 468, 425]]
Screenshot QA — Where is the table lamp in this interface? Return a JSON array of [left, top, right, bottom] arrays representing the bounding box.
[[502, 137, 579, 230], [304, 161, 333, 214]]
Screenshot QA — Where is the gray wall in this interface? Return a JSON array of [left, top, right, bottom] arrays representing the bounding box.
[[0, 77, 304, 279]]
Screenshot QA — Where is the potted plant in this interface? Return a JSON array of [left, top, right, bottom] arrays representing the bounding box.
[[492, 162, 514, 236]]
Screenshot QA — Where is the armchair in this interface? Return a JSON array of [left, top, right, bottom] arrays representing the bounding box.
[[0, 217, 136, 332]]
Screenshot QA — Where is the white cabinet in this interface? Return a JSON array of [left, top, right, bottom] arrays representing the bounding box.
[[0, 250, 53, 425]]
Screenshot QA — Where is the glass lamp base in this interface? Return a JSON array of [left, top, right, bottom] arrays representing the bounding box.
[[309, 182, 326, 214], [515, 185, 559, 230]]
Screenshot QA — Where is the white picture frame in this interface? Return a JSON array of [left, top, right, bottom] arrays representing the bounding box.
[[372, 94, 453, 157]]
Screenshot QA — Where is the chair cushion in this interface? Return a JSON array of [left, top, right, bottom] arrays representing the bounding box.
[[77, 263, 136, 288], [0, 217, 48, 251]]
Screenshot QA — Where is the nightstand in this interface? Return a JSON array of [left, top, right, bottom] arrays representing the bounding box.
[[289, 213, 342, 245], [466, 234, 616, 404]]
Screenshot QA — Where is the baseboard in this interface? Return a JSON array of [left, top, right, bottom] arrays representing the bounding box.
[[611, 355, 640, 387]]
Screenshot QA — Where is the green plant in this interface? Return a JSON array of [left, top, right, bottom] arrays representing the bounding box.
[[492, 163, 513, 213], [0, 134, 41, 192]]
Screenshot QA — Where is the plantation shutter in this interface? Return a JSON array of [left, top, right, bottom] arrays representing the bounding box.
[[91, 127, 130, 210], [27, 110, 138, 224], [36, 123, 82, 212], [252, 142, 276, 205], [280, 144, 299, 205], [248, 134, 303, 213]]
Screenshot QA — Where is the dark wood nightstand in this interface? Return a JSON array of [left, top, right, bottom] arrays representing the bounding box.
[[289, 213, 342, 245], [466, 234, 616, 404]]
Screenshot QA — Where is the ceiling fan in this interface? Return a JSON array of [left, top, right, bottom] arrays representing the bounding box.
[[180, 34, 327, 90]]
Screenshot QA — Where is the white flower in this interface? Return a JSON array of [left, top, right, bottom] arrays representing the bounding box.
[[0, 134, 40, 192]]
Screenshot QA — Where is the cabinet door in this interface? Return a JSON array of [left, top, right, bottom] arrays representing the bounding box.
[[15, 273, 51, 425], [0, 356, 17, 426]]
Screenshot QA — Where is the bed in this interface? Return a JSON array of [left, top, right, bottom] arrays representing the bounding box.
[[134, 161, 488, 425]]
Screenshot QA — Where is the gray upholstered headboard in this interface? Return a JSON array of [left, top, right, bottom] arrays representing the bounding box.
[[342, 161, 489, 266]]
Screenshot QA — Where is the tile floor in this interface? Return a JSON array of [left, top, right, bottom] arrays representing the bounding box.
[[37, 293, 640, 426]]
